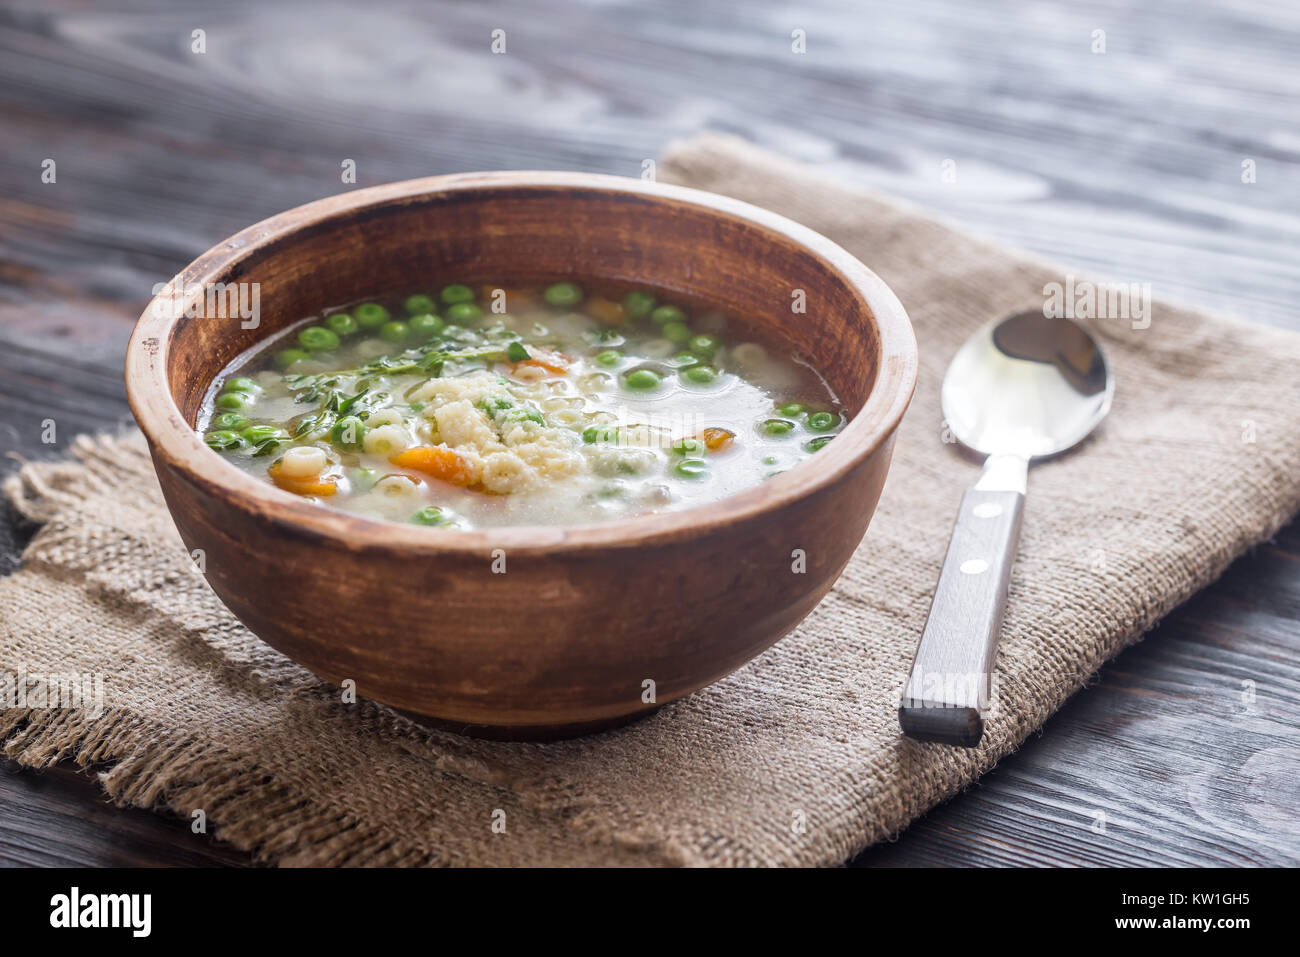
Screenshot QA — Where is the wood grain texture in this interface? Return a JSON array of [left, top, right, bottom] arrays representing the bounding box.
[[0, 760, 252, 867], [1, 0, 1297, 865]]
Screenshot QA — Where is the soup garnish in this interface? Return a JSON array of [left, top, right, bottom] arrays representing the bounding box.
[[199, 283, 847, 529]]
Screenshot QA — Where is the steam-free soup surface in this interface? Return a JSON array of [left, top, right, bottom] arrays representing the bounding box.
[[198, 283, 847, 529]]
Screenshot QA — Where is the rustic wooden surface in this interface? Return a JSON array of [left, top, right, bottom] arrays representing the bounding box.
[[1, 0, 1297, 866]]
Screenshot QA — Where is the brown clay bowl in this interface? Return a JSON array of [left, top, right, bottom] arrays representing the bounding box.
[[125, 172, 917, 737]]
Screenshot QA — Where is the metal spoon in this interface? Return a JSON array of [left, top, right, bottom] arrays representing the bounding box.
[[899, 310, 1114, 747]]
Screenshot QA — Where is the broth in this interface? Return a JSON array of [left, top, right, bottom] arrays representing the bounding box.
[[197, 283, 847, 529]]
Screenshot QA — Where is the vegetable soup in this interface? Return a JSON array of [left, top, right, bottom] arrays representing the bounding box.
[[198, 283, 848, 529]]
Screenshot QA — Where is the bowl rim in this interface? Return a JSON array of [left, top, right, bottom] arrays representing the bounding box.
[[126, 171, 918, 554]]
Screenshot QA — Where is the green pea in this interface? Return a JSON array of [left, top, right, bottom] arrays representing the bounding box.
[[211, 412, 249, 431], [325, 312, 358, 336], [446, 302, 483, 323], [672, 458, 709, 480], [762, 455, 780, 465], [204, 430, 243, 451], [807, 411, 839, 432], [240, 425, 287, 445], [776, 402, 806, 417], [408, 313, 444, 339], [352, 466, 379, 492], [411, 506, 452, 526], [440, 284, 475, 304], [298, 326, 340, 352], [379, 320, 409, 343], [224, 376, 259, 395], [622, 290, 656, 319], [354, 302, 390, 329], [806, 436, 833, 452], [595, 349, 624, 367], [661, 322, 692, 344], [671, 351, 702, 368], [331, 415, 366, 450], [276, 348, 310, 369], [688, 334, 720, 357], [543, 282, 583, 307], [404, 294, 437, 316], [651, 305, 686, 325], [681, 365, 717, 385], [503, 407, 545, 426], [215, 392, 251, 412], [582, 425, 617, 444], [762, 418, 795, 436], [623, 368, 662, 391], [671, 437, 707, 457], [476, 396, 513, 418]]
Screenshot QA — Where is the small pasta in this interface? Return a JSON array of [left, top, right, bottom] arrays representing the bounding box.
[[363, 424, 412, 456], [548, 409, 584, 428], [366, 408, 405, 428], [279, 445, 327, 478], [372, 474, 423, 502], [481, 451, 541, 494]]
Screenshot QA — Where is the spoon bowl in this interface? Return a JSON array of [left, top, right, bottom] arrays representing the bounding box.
[[942, 311, 1113, 460]]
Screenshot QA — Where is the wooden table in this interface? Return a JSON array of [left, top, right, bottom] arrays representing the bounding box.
[[2, 0, 1297, 867]]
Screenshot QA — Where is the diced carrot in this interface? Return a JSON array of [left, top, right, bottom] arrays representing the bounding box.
[[584, 296, 625, 325], [268, 461, 338, 497], [514, 349, 571, 376], [389, 446, 477, 486], [699, 427, 736, 452]]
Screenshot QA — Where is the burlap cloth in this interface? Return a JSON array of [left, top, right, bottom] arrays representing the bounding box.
[[3, 134, 1299, 867]]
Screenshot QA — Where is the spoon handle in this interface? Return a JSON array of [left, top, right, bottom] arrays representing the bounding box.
[[899, 454, 1026, 747]]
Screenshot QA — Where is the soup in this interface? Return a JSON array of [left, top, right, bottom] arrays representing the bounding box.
[[198, 283, 847, 529]]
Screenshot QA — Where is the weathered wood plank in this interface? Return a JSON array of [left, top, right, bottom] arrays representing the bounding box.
[[1, 0, 1297, 867]]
